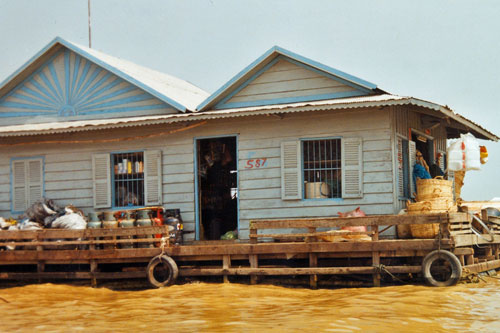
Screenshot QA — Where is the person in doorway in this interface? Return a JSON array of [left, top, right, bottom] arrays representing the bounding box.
[[429, 153, 445, 178], [413, 150, 431, 194]]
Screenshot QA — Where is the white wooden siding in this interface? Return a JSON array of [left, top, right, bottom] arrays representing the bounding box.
[[0, 108, 393, 240], [225, 59, 359, 104]]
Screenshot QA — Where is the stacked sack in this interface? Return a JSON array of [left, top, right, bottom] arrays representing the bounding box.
[[407, 178, 456, 238]]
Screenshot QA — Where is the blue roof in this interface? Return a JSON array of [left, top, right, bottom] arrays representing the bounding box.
[[197, 45, 379, 111]]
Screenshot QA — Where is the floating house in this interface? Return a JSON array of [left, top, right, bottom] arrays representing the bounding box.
[[0, 37, 497, 241]]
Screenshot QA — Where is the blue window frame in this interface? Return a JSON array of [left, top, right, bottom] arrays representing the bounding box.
[[111, 151, 144, 208], [302, 138, 341, 199]]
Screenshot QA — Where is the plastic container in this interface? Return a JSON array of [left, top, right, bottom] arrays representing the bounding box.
[[119, 212, 135, 249], [304, 182, 330, 199], [102, 215, 118, 249], [136, 210, 153, 248]]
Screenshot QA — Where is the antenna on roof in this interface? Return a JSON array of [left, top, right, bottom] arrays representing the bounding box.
[[88, 0, 92, 48]]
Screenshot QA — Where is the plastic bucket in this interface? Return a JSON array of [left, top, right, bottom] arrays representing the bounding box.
[[304, 182, 330, 199]]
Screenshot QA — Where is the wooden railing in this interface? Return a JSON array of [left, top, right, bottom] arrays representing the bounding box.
[[249, 213, 468, 243]]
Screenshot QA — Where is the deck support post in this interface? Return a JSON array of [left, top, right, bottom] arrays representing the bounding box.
[[223, 255, 231, 283], [90, 260, 98, 288], [372, 225, 380, 287], [249, 254, 258, 285], [465, 254, 474, 266], [494, 245, 499, 260], [309, 253, 318, 289], [307, 227, 318, 288], [36, 234, 44, 283]]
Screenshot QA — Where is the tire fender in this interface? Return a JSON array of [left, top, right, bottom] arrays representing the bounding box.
[[422, 250, 462, 287], [147, 255, 179, 288]]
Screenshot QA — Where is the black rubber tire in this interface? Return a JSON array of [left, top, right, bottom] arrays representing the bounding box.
[[147, 255, 179, 288], [422, 250, 462, 287]]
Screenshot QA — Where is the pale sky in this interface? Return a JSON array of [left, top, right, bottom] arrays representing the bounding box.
[[1, 0, 499, 200]]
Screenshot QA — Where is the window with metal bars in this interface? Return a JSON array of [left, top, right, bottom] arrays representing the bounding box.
[[302, 138, 341, 199], [111, 152, 144, 207]]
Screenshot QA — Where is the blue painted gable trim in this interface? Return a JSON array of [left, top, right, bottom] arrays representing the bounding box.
[[196, 46, 278, 111], [214, 55, 373, 110], [197, 45, 378, 111], [0, 37, 188, 112], [215, 57, 281, 108], [273, 46, 377, 90], [55, 38, 188, 112], [0, 48, 169, 118]]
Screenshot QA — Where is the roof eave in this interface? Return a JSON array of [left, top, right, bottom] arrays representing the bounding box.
[[407, 98, 499, 142], [1, 95, 497, 142]]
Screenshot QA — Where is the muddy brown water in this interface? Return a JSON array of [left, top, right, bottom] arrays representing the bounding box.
[[1, 279, 500, 332]]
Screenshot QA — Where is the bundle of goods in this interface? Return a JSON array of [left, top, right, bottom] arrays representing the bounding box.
[[447, 133, 487, 201], [8, 198, 86, 231], [447, 133, 481, 172], [406, 178, 456, 239], [319, 207, 372, 242]]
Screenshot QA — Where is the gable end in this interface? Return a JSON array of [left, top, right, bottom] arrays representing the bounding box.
[[214, 56, 374, 110], [0, 48, 178, 125]]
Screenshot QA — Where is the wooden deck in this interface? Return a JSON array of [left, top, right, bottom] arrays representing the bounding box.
[[1, 211, 499, 288]]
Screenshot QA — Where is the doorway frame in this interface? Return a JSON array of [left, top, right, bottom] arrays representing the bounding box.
[[410, 128, 435, 163], [193, 134, 239, 240]]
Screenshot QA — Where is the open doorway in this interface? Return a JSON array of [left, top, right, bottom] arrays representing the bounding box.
[[196, 136, 238, 240], [412, 132, 434, 166]]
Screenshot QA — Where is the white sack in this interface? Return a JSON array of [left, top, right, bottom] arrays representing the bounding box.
[[51, 213, 87, 230]]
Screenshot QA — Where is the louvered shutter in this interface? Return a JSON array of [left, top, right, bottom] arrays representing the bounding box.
[[281, 141, 302, 200], [92, 153, 111, 208], [12, 160, 27, 212], [439, 151, 446, 171], [144, 150, 162, 206], [27, 159, 43, 205], [342, 137, 363, 198], [408, 140, 416, 197], [397, 137, 404, 198]]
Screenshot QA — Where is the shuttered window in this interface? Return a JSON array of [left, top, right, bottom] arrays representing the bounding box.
[[144, 150, 162, 206], [397, 137, 410, 199], [92, 150, 162, 208], [341, 137, 363, 198], [280, 137, 363, 200], [11, 158, 44, 212], [92, 153, 111, 208], [408, 140, 416, 197], [281, 141, 302, 200]]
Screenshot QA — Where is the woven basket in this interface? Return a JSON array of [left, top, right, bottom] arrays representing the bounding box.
[[410, 223, 440, 239], [407, 199, 457, 214], [406, 200, 457, 238], [416, 178, 453, 201]]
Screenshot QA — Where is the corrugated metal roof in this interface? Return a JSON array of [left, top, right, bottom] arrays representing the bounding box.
[[1, 94, 497, 141], [70, 40, 210, 111]]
